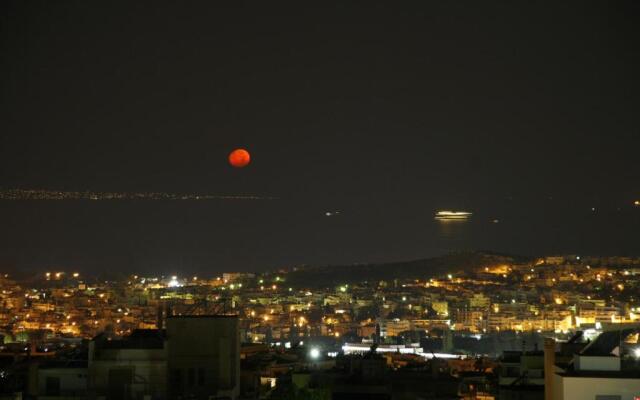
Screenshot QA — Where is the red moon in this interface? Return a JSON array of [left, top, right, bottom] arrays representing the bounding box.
[[228, 148, 251, 168]]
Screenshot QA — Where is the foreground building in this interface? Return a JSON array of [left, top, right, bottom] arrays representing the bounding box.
[[551, 329, 640, 400], [167, 315, 240, 400], [89, 329, 167, 400], [88, 315, 239, 400]]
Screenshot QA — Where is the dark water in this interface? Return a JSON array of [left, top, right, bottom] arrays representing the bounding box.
[[0, 197, 638, 275]]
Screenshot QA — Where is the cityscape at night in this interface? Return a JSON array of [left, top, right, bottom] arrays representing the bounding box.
[[1, 0, 639, 399], [1, 253, 640, 399]]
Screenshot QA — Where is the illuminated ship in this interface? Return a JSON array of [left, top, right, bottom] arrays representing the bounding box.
[[434, 210, 472, 221]]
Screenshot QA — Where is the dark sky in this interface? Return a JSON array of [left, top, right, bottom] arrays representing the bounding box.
[[1, 1, 639, 274]]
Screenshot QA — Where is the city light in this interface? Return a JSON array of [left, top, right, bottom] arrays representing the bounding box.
[[309, 348, 320, 359], [0, 188, 273, 201], [0, 252, 639, 392]]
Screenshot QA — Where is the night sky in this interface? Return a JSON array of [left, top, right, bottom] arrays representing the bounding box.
[[1, 1, 639, 274]]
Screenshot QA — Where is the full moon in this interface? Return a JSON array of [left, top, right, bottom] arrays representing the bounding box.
[[228, 148, 251, 168]]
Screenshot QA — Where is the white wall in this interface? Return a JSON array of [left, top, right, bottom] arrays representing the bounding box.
[[556, 375, 640, 400], [574, 356, 621, 372], [89, 359, 167, 399], [37, 368, 87, 396]]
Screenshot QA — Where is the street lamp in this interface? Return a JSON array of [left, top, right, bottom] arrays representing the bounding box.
[[309, 348, 320, 359]]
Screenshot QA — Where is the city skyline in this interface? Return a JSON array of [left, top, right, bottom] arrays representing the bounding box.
[[0, 252, 639, 399]]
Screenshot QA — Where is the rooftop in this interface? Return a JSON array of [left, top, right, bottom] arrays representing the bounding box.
[[95, 330, 166, 350]]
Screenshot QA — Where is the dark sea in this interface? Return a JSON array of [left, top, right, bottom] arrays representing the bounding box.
[[0, 196, 638, 275]]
